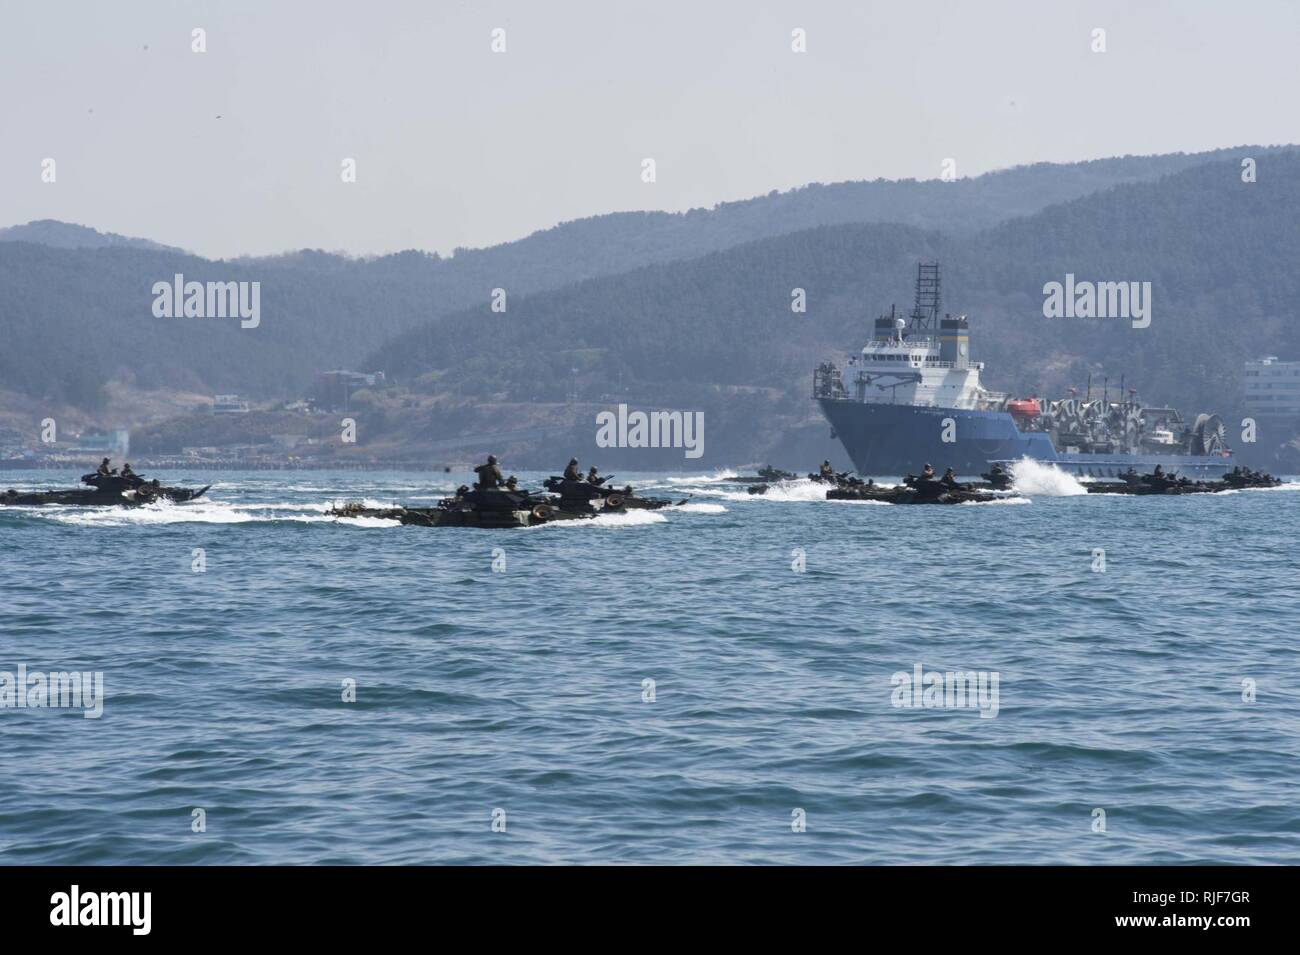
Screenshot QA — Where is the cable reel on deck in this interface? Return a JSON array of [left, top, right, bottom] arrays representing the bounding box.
[[1192, 413, 1227, 455]]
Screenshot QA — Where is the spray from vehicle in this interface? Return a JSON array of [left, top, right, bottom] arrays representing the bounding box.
[[1009, 458, 1088, 496]]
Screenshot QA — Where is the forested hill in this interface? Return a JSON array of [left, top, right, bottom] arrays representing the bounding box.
[[329, 146, 1260, 292], [0, 146, 1281, 408], [368, 151, 1300, 423], [0, 219, 183, 253]]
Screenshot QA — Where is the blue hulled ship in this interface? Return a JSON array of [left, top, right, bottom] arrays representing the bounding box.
[[813, 263, 1233, 479]]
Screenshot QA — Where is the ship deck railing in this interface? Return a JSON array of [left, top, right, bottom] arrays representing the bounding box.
[[853, 357, 986, 371]]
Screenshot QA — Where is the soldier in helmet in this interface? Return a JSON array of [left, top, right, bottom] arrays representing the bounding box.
[[941, 467, 958, 488], [473, 454, 504, 489], [97, 457, 114, 477], [985, 462, 1011, 489], [818, 460, 835, 481], [563, 457, 581, 481], [920, 463, 935, 480], [586, 466, 605, 486], [1143, 464, 1173, 489], [504, 475, 519, 491]]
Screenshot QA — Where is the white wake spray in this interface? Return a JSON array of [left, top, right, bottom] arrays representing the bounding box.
[[673, 502, 728, 514], [27, 498, 399, 527], [663, 469, 738, 485], [688, 478, 829, 503], [1008, 458, 1088, 496], [530, 509, 668, 529]]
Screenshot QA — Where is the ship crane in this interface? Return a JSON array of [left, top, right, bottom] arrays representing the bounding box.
[[859, 371, 923, 402]]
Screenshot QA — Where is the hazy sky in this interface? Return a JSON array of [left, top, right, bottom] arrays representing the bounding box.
[[2, 0, 1297, 259]]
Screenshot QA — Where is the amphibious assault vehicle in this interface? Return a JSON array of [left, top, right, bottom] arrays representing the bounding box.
[[1084, 466, 1281, 496], [826, 474, 1003, 505], [541, 475, 682, 511], [745, 465, 1005, 504], [0, 471, 211, 507], [329, 477, 685, 528]]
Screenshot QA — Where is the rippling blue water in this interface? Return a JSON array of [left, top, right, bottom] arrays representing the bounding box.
[[1, 466, 1298, 865]]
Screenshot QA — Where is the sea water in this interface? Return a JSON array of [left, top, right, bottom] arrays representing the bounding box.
[[1, 467, 1297, 864]]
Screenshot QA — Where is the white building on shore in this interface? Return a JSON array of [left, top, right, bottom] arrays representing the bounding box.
[[1244, 357, 1300, 420]]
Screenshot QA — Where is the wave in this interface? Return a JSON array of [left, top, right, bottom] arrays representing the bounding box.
[[1009, 458, 1088, 496], [35, 502, 275, 526], [21, 498, 397, 527], [662, 469, 738, 485], [673, 502, 728, 514], [530, 509, 668, 530], [329, 515, 403, 528], [689, 478, 829, 503]]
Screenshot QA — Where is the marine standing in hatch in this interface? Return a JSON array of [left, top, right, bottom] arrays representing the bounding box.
[[474, 454, 504, 489]]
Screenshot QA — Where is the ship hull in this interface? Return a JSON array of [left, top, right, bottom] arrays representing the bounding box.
[[817, 399, 1233, 479]]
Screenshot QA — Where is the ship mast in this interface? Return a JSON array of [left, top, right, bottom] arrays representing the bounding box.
[[907, 261, 941, 336]]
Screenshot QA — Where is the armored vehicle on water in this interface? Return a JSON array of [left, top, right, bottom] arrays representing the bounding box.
[[1, 470, 210, 507], [328, 462, 685, 527], [1084, 465, 1281, 496], [329, 486, 576, 528], [541, 474, 681, 511]]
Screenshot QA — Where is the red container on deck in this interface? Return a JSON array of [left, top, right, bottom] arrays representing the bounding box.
[[1007, 398, 1041, 417]]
